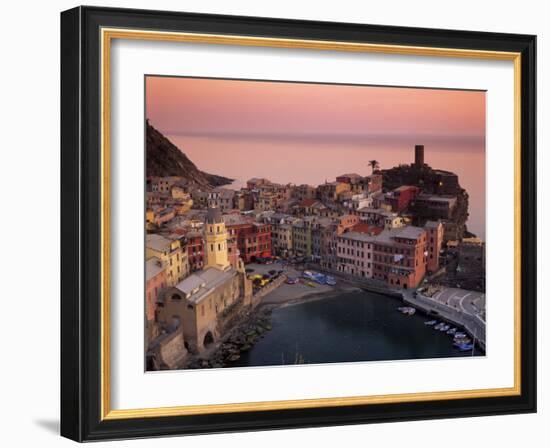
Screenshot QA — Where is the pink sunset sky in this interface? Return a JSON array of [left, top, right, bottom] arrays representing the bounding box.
[[145, 76, 486, 139], [145, 76, 486, 237]]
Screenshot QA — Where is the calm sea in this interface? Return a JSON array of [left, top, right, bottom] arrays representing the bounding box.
[[167, 134, 486, 239], [227, 290, 482, 368]]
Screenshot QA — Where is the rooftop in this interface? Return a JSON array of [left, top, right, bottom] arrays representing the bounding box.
[[357, 207, 397, 217], [174, 267, 237, 304], [340, 231, 378, 243], [206, 207, 223, 224], [337, 173, 362, 180], [424, 220, 442, 229], [351, 223, 384, 235], [368, 226, 426, 245], [394, 226, 426, 240], [214, 188, 235, 198], [146, 233, 172, 252], [145, 257, 164, 281], [416, 194, 457, 203], [223, 214, 253, 226]]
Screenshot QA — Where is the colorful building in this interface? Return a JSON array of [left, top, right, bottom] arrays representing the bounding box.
[[185, 231, 204, 272], [145, 257, 166, 336], [317, 181, 351, 202], [224, 214, 272, 263], [146, 233, 189, 287], [336, 231, 374, 277], [146, 206, 176, 229], [385, 185, 421, 212], [424, 220, 444, 273], [292, 217, 314, 257], [155, 207, 253, 355], [204, 207, 231, 271], [371, 226, 428, 289]]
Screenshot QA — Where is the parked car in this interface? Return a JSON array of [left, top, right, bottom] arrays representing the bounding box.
[[285, 277, 299, 285]]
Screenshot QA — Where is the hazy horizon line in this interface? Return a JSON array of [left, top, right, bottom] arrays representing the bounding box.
[[161, 130, 485, 145]]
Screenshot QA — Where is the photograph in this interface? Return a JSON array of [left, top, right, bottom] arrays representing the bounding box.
[[56, 4, 537, 442], [144, 76, 487, 371]]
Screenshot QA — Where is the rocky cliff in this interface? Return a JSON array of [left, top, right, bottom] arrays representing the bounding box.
[[146, 121, 233, 188]]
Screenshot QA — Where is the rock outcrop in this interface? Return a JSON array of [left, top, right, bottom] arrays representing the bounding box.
[[146, 120, 233, 188]]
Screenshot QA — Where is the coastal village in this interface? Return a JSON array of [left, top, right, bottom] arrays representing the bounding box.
[[145, 125, 486, 370]]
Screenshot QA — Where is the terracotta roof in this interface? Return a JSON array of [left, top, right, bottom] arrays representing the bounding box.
[[351, 223, 384, 235]]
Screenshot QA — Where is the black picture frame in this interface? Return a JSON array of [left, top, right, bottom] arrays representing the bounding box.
[[61, 5, 536, 442]]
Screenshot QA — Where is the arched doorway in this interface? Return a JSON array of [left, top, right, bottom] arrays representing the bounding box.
[[203, 331, 214, 348]]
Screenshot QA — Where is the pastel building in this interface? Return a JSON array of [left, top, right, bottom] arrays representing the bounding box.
[[145, 257, 166, 341], [371, 226, 428, 289], [336, 231, 374, 278], [385, 185, 421, 212], [155, 207, 253, 354], [424, 220, 444, 273], [146, 233, 189, 287], [224, 214, 272, 263]]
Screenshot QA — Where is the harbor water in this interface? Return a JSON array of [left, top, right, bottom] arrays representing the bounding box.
[[228, 290, 482, 368]]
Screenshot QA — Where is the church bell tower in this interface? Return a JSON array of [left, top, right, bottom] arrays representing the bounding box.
[[204, 207, 230, 271]]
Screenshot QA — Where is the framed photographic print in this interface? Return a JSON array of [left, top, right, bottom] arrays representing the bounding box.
[[60, 6, 537, 442]]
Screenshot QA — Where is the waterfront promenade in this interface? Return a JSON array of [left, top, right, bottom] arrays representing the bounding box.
[[402, 288, 486, 349]]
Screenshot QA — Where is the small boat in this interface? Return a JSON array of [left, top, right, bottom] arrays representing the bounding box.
[[434, 322, 445, 330], [424, 320, 437, 326], [439, 325, 450, 332], [454, 336, 472, 344], [455, 343, 474, 352], [446, 328, 457, 335], [454, 332, 467, 339], [398, 307, 415, 315]]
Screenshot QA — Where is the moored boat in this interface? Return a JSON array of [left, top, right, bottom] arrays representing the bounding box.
[[424, 320, 437, 326], [455, 342, 474, 352], [398, 306, 416, 315]]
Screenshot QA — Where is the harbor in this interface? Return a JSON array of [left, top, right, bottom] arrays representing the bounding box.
[[226, 284, 483, 369], [186, 261, 484, 369]]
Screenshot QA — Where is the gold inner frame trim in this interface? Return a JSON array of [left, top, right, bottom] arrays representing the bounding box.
[[100, 27, 522, 421]]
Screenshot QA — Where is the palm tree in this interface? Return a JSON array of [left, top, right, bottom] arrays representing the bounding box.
[[368, 159, 380, 174]]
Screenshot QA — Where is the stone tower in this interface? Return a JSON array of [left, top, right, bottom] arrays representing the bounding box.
[[204, 207, 230, 271], [414, 144, 425, 168]]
